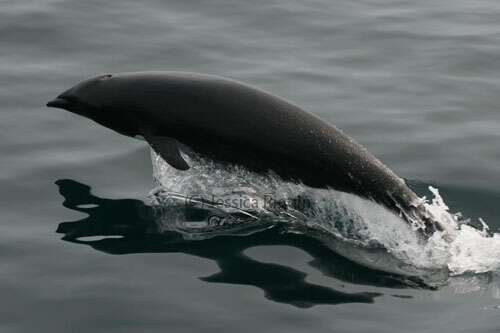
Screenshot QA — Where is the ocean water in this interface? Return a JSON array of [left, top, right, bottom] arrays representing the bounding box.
[[2, 0, 500, 332]]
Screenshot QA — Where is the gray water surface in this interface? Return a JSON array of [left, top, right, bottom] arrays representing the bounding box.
[[1, 1, 500, 332]]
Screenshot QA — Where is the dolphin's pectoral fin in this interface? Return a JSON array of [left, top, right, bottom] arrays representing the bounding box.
[[143, 134, 190, 170]]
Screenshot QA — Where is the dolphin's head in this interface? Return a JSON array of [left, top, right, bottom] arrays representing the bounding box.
[[47, 74, 137, 136], [47, 74, 113, 116]]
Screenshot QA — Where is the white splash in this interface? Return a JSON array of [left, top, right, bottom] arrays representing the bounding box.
[[149, 148, 500, 280], [418, 186, 500, 276]]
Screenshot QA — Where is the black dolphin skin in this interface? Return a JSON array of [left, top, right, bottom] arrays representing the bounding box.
[[47, 71, 444, 238]]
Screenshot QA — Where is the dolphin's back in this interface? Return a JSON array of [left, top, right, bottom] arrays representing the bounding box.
[[113, 73, 429, 230]]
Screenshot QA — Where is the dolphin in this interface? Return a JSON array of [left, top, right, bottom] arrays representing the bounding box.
[[47, 71, 447, 238]]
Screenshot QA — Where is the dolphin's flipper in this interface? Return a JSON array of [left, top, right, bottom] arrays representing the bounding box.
[[143, 134, 190, 170]]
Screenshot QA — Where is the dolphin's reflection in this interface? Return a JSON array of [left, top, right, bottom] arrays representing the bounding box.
[[55, 179, 419, 308]]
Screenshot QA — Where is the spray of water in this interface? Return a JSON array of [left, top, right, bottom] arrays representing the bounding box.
[[149, 149, 500, 281]]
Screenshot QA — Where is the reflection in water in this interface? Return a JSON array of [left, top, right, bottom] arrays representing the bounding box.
[[54, 179, 426, 308]]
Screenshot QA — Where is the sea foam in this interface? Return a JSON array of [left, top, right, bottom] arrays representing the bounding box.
[[149, 148, 500, 281]]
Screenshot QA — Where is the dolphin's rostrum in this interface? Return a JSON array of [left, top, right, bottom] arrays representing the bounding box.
[[47, 71, 447, 238]]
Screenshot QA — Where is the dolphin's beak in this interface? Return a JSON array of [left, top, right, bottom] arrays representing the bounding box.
[[46, 97, 71, 109]]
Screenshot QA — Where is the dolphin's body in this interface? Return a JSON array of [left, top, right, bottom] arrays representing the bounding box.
[[47, 72, 445, 237]]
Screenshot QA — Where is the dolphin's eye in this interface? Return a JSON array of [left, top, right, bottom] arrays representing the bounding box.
[[63, 95, 79, 103]]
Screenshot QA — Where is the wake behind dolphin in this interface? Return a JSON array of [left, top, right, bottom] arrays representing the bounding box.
[[47, 71, 452, 240]]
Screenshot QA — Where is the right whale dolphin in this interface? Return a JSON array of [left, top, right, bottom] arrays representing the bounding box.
[[47, 71, 448, 238]]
